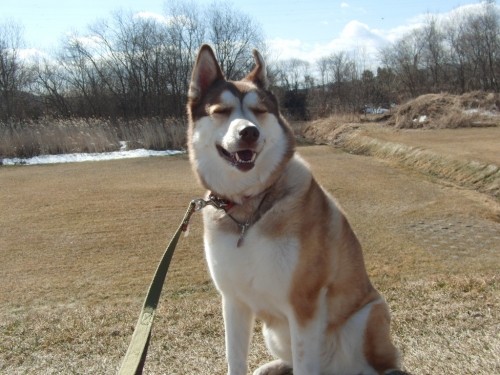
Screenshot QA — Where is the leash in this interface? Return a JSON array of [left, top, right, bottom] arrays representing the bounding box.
[[118, 197, 215, 375]]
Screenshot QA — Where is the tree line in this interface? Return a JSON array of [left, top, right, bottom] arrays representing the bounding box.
[[274, 0, 500, 118], [0, 1, 264, 122], [1, 0, 499, 122]]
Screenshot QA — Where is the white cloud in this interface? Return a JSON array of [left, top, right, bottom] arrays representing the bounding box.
[[340, 20, 384, 42], [267, 20, 391, 66], [133, 11, 196, 29], [267, 38, 311, 61], [9, 47, 51, 62], [133, 11, 172, 25], [267, 1, 497, 68], [69, 34, 102, 49], [18, 48, 49, 61]]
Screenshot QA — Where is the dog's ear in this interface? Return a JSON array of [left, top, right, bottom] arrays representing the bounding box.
[[245, 49, 269, 89], [189, 44, 224, 101]]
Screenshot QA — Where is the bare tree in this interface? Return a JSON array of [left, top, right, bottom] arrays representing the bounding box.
[[164, 0, 206, 117], [328, 51, 352, 84], [39, 1, 263, 119], [206, 1, 265, 80], [0, 21, 33, 120], [316, 57, 331, 88], [380, 28, 426, 97], [462, 1, 499, 90], [58, 33, 108, 116], [33, 57, 71, 116], [325, 51, 360, 111], [421, 15, 447, 90], [274, 58, 310, 90], [444, 11, 470, 92], [380, 1, 500, 96], [85, 11, 172, 117]]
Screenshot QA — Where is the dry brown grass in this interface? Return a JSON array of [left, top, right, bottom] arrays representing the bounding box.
[[340, 127, 500, 202], [301, 114, 362, 146], [1, 146, 499, 374], [0, 117, 186, 159], [389, 92, 500, 129]]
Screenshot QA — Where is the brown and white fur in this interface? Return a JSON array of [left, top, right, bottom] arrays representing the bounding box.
[[187, 44, 400, 375]]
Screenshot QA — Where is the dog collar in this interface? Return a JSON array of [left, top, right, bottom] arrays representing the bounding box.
[[208, 191, 270, 247], [208, 193, 235, 211]]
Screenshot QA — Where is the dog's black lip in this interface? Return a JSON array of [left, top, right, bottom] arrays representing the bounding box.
[[216, 145, 256, 171], [217, 145, 232, 159]]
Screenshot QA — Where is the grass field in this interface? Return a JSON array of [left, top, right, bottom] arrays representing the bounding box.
[[1, 144, 499, 374]]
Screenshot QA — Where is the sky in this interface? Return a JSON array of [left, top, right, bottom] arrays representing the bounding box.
[[0, 0, 487, 65]]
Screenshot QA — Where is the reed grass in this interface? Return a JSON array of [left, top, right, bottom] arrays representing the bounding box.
[[0, 117, 187, 159]]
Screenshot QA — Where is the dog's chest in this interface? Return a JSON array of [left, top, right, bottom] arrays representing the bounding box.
[[204, 220, 299, 310]]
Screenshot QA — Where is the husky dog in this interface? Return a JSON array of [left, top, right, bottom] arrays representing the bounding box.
[[187, 44, 400, 375]]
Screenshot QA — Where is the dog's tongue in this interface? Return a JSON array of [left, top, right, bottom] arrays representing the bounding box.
[[236, 150, 254, 162]]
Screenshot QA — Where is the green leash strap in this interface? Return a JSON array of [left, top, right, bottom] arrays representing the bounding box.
[[118, 200, 199, 375]]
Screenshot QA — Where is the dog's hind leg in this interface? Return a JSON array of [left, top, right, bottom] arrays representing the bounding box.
[[253, 360, 293, 375]]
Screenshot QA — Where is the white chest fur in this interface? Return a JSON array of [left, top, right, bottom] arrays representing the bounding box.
[[201, 156, 313, 317], [203, 217, 299, 316]]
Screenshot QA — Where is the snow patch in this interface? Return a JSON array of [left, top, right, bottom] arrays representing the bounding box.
[[463, 109, 499, 117], [2, 148, 184, 166], [413, 115, 428, 123], [119, 141, 128, 151]]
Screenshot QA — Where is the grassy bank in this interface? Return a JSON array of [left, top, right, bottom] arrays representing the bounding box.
[[303, 117, 500, 203], [341, 130, 500, 202]]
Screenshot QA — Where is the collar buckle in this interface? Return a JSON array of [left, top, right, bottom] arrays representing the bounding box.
[[208, 193, 234, 211]]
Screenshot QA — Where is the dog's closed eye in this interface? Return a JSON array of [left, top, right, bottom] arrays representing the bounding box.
[[250, 106, 268, 115], [210, 105, 233, 115]]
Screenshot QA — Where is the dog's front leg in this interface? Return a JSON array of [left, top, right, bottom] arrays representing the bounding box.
[[223, 296, 254, 375], [288, 292, 327, 375], [289, 317, 323, 375]]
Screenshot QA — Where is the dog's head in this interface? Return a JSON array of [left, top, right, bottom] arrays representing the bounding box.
[[187, 44, 295, 203]]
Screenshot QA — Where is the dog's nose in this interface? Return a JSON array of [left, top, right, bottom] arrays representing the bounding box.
[[239, 126, 260, 144]]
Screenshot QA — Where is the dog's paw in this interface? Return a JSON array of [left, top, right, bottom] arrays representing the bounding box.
[[253, 359, 293, 375]]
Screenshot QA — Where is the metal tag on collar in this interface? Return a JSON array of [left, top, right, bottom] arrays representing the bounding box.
[[236, 222, 250, 247]]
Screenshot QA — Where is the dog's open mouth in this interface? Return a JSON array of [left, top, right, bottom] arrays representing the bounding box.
[[216, 145, 257, 171]]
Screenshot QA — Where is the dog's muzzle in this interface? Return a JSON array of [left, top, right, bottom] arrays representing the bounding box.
[[216, 145, 257, 171], [217, 125, 260, 172]]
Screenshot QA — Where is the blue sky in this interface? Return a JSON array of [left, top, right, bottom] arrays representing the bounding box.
[[0, 0, 486, 64]]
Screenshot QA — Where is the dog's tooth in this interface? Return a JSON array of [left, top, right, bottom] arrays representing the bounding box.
[[233, 150, 256, 164]]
